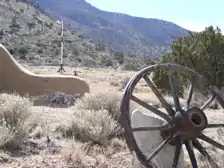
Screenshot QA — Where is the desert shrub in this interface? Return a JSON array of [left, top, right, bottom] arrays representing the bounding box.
[[27, 21, 36, 30], [0, 30, 4, 36], [68, 108, 120, 145], [9, 17, 21, 32], [74, 90, 121, 121], [0, 93, 34, 150], [44, 22, 53, 28], [81, 56, 98, 67], [56, 90, 123, 145], [183, 89, 220, 109], [95, 43, 105, 51], [101, 57, 114, 67], [151, 55, 187, 97], [120, 76, 130, 90], [152, 26, 224, 96], [122, 61, 140, 71], [61, 142, 88, 164], [113, 52, 124, 64]]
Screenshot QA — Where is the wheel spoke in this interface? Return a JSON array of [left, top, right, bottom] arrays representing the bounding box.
[[187, 76, 196, 109], [198, 133, 224, 150], [185, 140, 198, 168], [132, 123, 171, 132], [168, 71, 182, 111], [172, 137, 182, 168], [132, 126, 163, 132], [207, 124, 224, 128], [200, 94, 217, 111], [193, 139, 219, 168], [143, 75, 175, 116], [147, 135, 173, 161], [131, 95, 171, 121], [211, 85, 224, 109]]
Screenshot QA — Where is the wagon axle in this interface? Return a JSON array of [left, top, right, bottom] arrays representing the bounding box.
[[161, 107, 208, 142]]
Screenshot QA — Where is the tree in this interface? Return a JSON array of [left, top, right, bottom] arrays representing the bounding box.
[[152, 54, 186, 95], [152, 26, 224, 96], [9, 16, 21, 33], [113, 51, 124, 64]]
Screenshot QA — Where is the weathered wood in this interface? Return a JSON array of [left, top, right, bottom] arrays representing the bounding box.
[[120, 63, 224, 168]]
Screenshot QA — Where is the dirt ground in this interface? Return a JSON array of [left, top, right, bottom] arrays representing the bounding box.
[[0, 105, 133, 168], [1, 65, 224, 168]]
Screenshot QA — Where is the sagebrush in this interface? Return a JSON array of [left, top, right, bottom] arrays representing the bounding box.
[[57, 90, 122, 146], [0, 93, 35, 149], [74, 90, 122, 121]]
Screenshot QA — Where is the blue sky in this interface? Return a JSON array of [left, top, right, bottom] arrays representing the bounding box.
[[86, 0, 224, 32]]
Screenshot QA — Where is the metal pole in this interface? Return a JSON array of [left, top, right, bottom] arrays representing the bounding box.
[[60, 17, 63, 65], [57, 17, 65, 73]]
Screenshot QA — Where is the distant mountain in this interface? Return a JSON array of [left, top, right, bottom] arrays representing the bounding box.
[[0, 0, 114, 67], [32, 0, 189, 58]]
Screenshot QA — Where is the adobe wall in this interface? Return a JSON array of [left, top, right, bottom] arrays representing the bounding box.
[[0, 44, 90, 96]]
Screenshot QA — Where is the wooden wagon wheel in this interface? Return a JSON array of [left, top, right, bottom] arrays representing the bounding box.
[[120, 63, 224, 168]]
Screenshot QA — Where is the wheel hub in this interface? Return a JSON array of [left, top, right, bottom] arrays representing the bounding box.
[[161, 107, 208, 141], [120, 64, 224, 168]]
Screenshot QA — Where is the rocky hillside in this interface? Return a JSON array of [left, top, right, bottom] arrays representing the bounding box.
[[33, 0, 189, 58], [0, 0, 116, 67]]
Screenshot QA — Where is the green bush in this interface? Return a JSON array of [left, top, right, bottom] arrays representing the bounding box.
[[152, 55, 187, 96], [152, 26, 224, 96]]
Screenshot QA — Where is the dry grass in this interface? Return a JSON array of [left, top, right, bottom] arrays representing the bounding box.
[[0, 93, 37, 150], [65, 108, 119, 145], [56, 90, 122, 146], [61, 142, 88, 165], [0, 65, 224, 168], [73, 89, 122, 120]]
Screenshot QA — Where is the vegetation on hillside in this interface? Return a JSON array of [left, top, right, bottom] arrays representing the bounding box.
[[152, 26, 224, 96], [0, 1, 224, 168], [21, 0, 188, 58], [0, 0, 155, 70], [0, 0, 98, 65]]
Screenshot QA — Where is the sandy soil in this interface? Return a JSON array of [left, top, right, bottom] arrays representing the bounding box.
[[0, 106, 133, 168], [1, 106, 223, 168], [1, 65, 224, 168]]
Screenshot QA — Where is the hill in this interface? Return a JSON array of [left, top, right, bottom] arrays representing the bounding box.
[[0, 0, 157, 70], [33, 0, 189, 58], [0, 0, 118, 68]]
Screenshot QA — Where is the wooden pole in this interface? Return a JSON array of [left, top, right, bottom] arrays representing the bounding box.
[[57, 17, 65, 73], [60, 18, 63, 65]]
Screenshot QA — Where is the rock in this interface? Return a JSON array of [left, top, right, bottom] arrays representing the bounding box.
[[32, 92, 82, 107], [130, 109, 184, 168]]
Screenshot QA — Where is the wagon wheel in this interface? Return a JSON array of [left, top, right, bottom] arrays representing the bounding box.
[[120, 63, 224, 168]]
